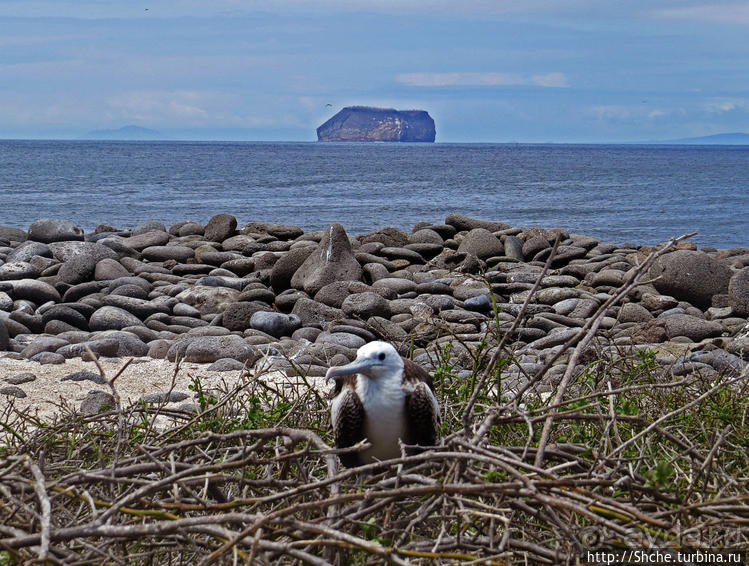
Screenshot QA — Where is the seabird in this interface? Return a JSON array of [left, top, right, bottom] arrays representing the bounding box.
[[326, 341, 440, 468]]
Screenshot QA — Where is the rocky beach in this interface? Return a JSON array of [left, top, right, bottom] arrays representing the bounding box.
[[1, 213, 748, 420]]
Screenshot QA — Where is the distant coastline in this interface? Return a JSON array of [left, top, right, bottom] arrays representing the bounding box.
[[638, 132, 749, 145], [80, 125, 166, 141]]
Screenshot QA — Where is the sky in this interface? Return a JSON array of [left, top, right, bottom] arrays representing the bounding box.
[[1, 1, 749, 142]]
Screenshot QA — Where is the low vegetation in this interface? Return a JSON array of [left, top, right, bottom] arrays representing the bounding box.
[[1, 240, 747, 565]]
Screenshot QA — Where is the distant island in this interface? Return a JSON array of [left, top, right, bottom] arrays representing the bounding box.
[[81, 125, 166, 140], [317, 107, 436, 142], [652, 132, 749, 145]]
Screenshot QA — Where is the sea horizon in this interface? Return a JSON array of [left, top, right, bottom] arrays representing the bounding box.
[[1, 140, 747, 249]]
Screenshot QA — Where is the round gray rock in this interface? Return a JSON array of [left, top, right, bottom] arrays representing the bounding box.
[[250, 311, 302, 338], [30, 351, 66, 364], [80, 390, 115, 415], [183, 335, 260, 364], [5, 372, 36, 385], [650, 250, 732, 309], [1, 386, 26, 398], [90, 306, 145, 331], [122, 230, 170, 251], [57, 254, 97, 285], [618, 302, 653, 323], [95, 258, 131, 280], [316, 331, 366, 350], [223, 301, 272, 331], [342, 292, 392, 319], [141, 245, 195, 263], [5, 279, 61, 303], [661, 313, 723, 341], [28, 219, 84, 243], [728, 267, 749, 317], [49, 241, 118, 263], [7, 241, 52, 263], [457, 228, 504, 259], [132, 220, 167, 236], [0, 262, 40, 281], [522, 236, 550, 259]]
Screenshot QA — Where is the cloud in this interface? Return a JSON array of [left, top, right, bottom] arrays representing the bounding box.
[[531, 72, 569, 88], [703, 98, 749, 113], [589, 105, 684, 124], [108, 90, 212, 123], [0, 0, 607, 19], [651, 3, 749, 24], [397, 71, 569, 88]]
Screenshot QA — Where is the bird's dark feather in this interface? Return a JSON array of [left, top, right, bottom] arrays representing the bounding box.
[[402, 357, 435, 391], [333, 386, 366, 468], [404, 381, 440, 451]]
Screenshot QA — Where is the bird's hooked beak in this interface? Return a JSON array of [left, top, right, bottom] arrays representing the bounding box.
[[325, 356, 376, 385]]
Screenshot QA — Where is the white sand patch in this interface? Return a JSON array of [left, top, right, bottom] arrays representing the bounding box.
[[0, 355, 327, 423]]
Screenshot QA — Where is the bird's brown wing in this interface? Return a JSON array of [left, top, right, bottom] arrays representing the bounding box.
[[402, 357, 435, 391], [402, 357, 440, 451], [404, 381, 441, 450], [332, 387, 366, 468]]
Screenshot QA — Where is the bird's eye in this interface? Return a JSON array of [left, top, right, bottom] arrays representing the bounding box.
[[378, 352, 386, 361]]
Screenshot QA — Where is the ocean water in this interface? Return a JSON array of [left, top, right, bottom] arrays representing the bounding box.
[[0, 140, 746, 249]]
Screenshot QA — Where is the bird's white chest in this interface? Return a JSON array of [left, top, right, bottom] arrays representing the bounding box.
[[357, 375, 406, 461]]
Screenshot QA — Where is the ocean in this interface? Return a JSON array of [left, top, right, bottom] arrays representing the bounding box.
[[0, 140, 746, 249]]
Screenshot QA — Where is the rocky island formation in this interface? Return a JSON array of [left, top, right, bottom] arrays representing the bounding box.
[[0, 214, 748, 419], [317, 106, 436, 142]]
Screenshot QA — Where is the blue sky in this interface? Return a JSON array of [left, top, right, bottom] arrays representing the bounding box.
[[1, 1, 749, 142]]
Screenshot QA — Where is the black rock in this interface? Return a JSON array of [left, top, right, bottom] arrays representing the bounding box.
[[445, 213, 510, 233], [0, 319, 9, 351], [80, 390, 115, 415], [141, 245, 195, 263], [63, 281, 109, 303], [269, 245, 316, 294], [140, 391, 189, 404], [57, 255, 97, 285], [5, 372, 36, 385], [0, 226, 27, 242], [61, 370, 107, 384], [29, 351, 66, 364], [1, 386, 26, 398], [2, 279, 61, 303], [222, 301, 272, 331], [204, 213, 238, 242], [41, 304, 90, 330], [207, 358, 246, 372]]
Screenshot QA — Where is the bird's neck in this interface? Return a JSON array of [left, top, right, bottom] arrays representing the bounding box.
[[356, 372, 404, 413]]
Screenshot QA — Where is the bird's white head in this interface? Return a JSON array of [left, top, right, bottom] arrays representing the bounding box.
[[325, 341, 404, 383]]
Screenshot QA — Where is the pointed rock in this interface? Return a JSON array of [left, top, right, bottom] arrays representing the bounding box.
[[290, 224, 362, 295]]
